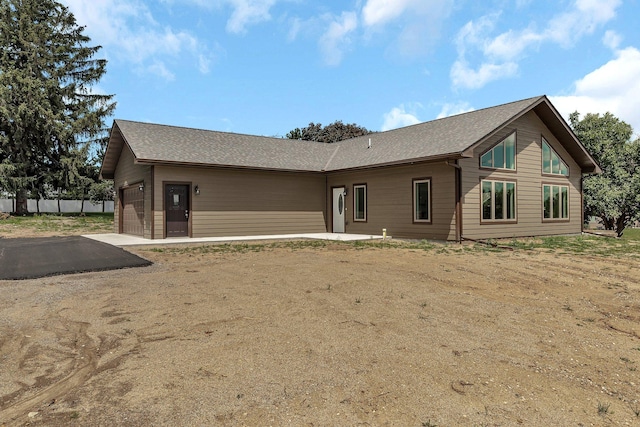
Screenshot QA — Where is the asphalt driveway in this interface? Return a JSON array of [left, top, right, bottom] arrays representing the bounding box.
[[0, 236, 152, 280]]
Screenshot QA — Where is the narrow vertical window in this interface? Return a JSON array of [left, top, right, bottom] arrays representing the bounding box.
[[494, 181, 504, 220], [482, 181, 492, 220], [480, 132, 516, 170], [481, 179, 517, 222], [353, 184, 367, 222], [543, 184, 569, 220], [413, 178, 431, 222], [506, 182, 516, 220]]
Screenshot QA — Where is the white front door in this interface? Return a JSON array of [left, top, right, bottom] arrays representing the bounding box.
[[332, 187, 345, 233]]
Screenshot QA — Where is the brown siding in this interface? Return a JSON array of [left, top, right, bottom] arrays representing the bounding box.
[[113, 145, 152, 238], [460, 110, 582, 239], [152, 166, 326, 238], [326, 162, 456, 240]]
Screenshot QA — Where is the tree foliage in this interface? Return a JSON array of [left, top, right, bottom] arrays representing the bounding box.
[[570, 112, 640, 237], [0, 0, 115, 213], [286, 120, 373, 143]]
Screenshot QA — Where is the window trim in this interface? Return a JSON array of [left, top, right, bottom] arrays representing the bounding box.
[[352, 183, 367, 222], [479, 131, 517, 172], [480, 178, 518, 224], [412, 178, 432, 224], [541, 136, 570, 177], [542, 182, 570, 222]]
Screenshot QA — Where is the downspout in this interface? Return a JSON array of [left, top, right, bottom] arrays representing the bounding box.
[[446, 160, 463, 243], [325, 174, 329, 232], [150, 165, 155, 239], [580, 175, 584, 234]]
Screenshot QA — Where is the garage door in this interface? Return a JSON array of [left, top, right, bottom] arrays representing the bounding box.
[[122, 186, 144, 236]]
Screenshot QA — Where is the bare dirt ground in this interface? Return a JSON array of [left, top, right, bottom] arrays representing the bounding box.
[[1, 231, 640, 426]]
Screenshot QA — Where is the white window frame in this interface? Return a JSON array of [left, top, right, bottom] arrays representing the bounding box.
[[543, 184, 569, 220], [413, 178, 431, 223], [481, 179, 517, 222], [542, 137, 569, 176], [353, 184, 367, 222], [480, 131, 517, 171]]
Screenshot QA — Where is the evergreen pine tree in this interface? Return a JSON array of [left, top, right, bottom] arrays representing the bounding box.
[[0, 0, 115, 213]]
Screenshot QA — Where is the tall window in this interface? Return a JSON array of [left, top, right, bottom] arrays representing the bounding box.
[[413, 178, 431, 222], [543, 184, 569, 220], [480, 132, 516, 170], [353, 184, 367, 221], [481, 179, 516, 221], [542, 138, 569, 176]]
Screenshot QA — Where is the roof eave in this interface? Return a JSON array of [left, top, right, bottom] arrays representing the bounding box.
[[99, 121, 126, 180], [463, 96, 546, 157], [134, 158, 325, 174], [532, 99, 602, 174], [325, 153, 469, 172]]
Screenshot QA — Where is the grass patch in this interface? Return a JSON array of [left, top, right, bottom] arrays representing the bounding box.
[[141, 229, 640, 259], [598, 401, 611, 416], [145, 239, 332, 255], [0, 213, 114, 235], [8, 212, 637, 260], [495, 230, 640, 257]]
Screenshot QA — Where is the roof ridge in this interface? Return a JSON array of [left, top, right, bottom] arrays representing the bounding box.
[[113, 119, 328, 145]]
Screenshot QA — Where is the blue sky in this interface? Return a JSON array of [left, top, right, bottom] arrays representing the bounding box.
[[61, 0, 640, 138]]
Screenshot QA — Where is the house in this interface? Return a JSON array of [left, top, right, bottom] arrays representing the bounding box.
[[100, 95, 600, 241]]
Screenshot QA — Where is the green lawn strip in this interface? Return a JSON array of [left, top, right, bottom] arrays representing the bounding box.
[[0, 213, 114, 234], [143, 231, 640, 258]]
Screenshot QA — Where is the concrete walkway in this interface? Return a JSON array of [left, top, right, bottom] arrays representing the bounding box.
[[83, 232, 386, 247]]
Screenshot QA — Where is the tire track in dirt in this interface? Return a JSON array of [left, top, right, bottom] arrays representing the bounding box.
[[0, 319, 98, 424]]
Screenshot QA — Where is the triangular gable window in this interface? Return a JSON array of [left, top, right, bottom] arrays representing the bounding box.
[[542, 137, 568, 176], [480, 131, 516, 170]]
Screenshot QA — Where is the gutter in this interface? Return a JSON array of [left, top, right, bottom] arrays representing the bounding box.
[[446, 160, 463, 243]]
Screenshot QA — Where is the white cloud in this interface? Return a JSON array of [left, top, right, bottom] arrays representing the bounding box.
[[452, 0, 622, 90], [198, 54, 211, 74], [362, 0, 453, 57], [484, 28, 542, 61], [162, 0, 278, 34], [225, 0, 277, 34], [290, 0, 452, 66], [603, 30, 622, 51], [318, 12, 358, 66], [550, 46, 640, 134], [436, 102, 475, 119], [147, 61, 175, 81], [546, 0, 620, 47], [381, 104, 422, 131], [362, 0, 415, 27], [61, 0, 213, 81], [450, 60, 518, 90], [287, 17, 302, 42]]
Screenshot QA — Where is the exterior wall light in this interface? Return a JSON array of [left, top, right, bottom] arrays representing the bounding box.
[[194, 185, 200, 195], [138, 183, 144, 191]]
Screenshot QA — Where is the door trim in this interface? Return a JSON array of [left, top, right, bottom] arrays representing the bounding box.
[[163, 181, 192, 238]]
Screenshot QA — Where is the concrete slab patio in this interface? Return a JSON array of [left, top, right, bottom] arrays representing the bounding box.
[[83, 232, 386, 247]]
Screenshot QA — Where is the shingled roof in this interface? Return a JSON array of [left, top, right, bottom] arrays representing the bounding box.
[[100, 95, 599, 179]]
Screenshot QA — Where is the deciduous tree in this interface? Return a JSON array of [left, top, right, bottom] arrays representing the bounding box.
[[286, 120, 373, 143], [570, 112, 640, 237]]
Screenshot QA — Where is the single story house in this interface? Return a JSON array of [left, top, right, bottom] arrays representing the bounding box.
[[100, 95, 600, 241]]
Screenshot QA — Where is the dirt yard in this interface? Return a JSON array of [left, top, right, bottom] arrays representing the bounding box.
[[1, 234, 640, 426]]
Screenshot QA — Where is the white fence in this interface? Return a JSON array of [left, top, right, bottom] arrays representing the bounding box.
[[0, 199, 114, 213]]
